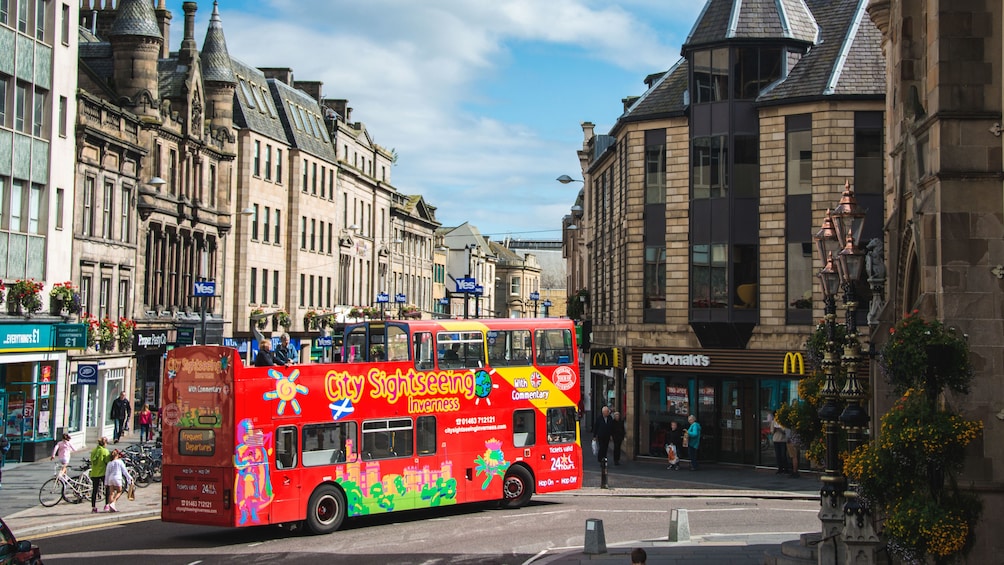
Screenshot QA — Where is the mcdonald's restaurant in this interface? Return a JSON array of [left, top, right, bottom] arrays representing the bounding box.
[[622, 347, 857, 469]]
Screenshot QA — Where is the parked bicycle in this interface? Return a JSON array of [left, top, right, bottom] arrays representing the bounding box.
[[39, 462, 99, 507]]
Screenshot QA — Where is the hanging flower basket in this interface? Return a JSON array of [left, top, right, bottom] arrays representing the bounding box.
[[97, 316, 117, 351], [117, 317, 136, 351], [49, 281, 82, 316], [304, 310, 319, 330], [250, 308, 267, 329], [274, 310, 291, 329], [7, 279, 44, 317]]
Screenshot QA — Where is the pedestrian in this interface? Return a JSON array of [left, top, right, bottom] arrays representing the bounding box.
[[611, 411, 626, 465], [138, 404, 154, 444], [0, 434, 10, 488], [110, 391, 132, 444], [630, 547, 647, 564], [592, 406, 613, 464], [50, 432, 76, 479], [104, 449, 132, 512], [274, 333, 297, 366], [771, 410, 790, 474], [686, 414, 701, 470], [665, 420, 684, 470], [787, 429, 801, 478], [254, 339, 276, 367], [90, 437, 110, 513]]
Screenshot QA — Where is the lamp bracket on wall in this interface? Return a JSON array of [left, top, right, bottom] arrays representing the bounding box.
[[992, 265, 1004, 279]]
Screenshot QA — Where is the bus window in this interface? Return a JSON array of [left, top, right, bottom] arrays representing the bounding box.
[[362, 418, 414, 460], [547, 407, 577, 444], [344, 326, 367, 362], [302, 422, 357, 466], [275, 426, 298, 469], [416, 416, 436, 455], [386, 325, 409, 361], [535, 328, 573, 365], [513, 409, 536, 447], [414, 332, 434, 370], [487, 329, 532, 367], [437, 331, 485, 369]]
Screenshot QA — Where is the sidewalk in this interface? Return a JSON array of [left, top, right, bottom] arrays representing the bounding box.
[[0, 443, 818, 562]]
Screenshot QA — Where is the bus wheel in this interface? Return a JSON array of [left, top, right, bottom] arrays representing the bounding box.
[[501, 465, 533, 508], [306, 485, 346, 534]]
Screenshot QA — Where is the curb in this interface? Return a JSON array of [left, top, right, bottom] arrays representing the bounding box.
[[15, 508, 161, 538]]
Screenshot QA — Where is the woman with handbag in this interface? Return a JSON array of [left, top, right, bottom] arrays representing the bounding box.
[[103, 450, 132, 512]]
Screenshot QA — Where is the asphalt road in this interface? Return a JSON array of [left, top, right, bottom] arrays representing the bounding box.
[[34, 491, 816, 564]]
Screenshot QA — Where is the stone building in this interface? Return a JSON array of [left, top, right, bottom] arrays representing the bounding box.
[[490, 241, 542, 318], [867, 0, 1003, 559], [565, 0, 884, 466]]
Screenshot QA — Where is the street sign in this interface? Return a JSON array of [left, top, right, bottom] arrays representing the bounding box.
[[193, 281, 216, 297], [395, 293, 407, 303], [530, 291, 540, 301], [474, 285, 484, 296], [53, 323, 88, 350], [376, 292, 390, 303], [177, 327, 195, 346], [439, 297, 450, 305], [77, 364, 98, 385], [456, 277, 477, 293], [316, 336, 333, 347], [543, 300, 553, 307]]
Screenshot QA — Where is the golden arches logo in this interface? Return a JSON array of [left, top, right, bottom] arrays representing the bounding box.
[[782, 352, 804, 375]]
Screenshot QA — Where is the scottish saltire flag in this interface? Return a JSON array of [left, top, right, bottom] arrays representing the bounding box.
[[329, 398, 354, 421]]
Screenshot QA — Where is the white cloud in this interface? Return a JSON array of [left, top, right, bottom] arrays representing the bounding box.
[[176, 0, 695, 236]]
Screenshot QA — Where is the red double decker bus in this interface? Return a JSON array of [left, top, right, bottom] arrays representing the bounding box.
[[161, 318, 582, 534]]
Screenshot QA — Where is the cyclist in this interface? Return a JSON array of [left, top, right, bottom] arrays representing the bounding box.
[[50, 433, 76, 479]]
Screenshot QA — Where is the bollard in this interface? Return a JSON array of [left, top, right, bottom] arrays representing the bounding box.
[[584, 518, 607, 554], [600, 457, 609, 489], [669, 508, 690, 542]]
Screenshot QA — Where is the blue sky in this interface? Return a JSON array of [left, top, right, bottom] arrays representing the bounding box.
[[164, 0, 700, 240]]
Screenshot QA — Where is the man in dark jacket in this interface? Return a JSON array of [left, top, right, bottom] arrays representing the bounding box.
[[592, 406, 613, 464], [254, 339, 276, 367], [110, 392, 132, 444], [611, 411, 626, 465]]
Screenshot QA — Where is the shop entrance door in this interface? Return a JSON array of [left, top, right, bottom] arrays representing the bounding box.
[[718, 379, 757, 464]]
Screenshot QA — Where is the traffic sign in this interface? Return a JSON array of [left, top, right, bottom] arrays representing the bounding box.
[[53, 323, 88, 350], [193, 281, 216, 297], [77, 364, 98, 385]]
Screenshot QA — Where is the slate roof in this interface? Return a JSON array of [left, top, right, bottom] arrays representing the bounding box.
[[685, 0, 817, 48], [620, 58, 690, 123], [157, 59, 186, 100], [201, 2, 235, 85], [269, 79, 338, 163], [231, 58, 289, 143], [759, 0, 883, 101], [108, 0, 162, 39]]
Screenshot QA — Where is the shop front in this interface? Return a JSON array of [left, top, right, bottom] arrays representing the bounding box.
[[0, 322, 83, 462], [134, 328, 169, 415], [632, 347, 834, 469]]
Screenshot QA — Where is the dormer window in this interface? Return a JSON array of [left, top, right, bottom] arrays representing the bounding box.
[[239, 78, 255, 109]]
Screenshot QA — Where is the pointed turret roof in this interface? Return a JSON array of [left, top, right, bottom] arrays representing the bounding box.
[[108, 0, 163, 39], [202, 2, 235, 84], [685, 0, 818, 49]]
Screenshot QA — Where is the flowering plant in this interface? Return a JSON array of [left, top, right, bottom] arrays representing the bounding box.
[[0, 280, 6, 305], [83, 313, 100, 348], [8, 279, 44, 315], [97, 316, 116, 349], [879, 310, 973, 397], [304, 310, 320, 330], [117, 317, 136, 350], [274, 309, 291, 329], [250, 308, 267, 329], [49, 281, 82, 314]]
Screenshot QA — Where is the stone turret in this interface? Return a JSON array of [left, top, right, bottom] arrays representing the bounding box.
[[201, 1, 236, 131], [107, 0, 163, 120]]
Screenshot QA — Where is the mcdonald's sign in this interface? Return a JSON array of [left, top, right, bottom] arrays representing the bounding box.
[[782, 352, 805, 375], [591, 348, 623, 369]]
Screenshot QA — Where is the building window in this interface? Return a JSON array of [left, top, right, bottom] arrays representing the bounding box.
[[35, 0, 46, 40], [208, 164, 216, 207], [318, 222, 324, 254], [692, 135, 728, 199], [261, 268, 268, 305], [302, 159, 308, 192], [691, 244, 727, 308], [60, 3, 69, 44], [276, 149, 283, 184], [274, 210, 280, 244], [510, 276, 520, 296], [14, 82, 28, 133], [326, 222, 332, 253], [264, 145, 272, 180], [299, 273, 305, 306], [328, 170, 334, 200], [55, 187, 63, 229], [272, 270, 279, 305], [120, 186, 131, 242], [263, 207, 270, 242], [734, 135, 758, 198], [732, 46, 782, 100], [101, 180, 113, 238], [308, 275, 314, 307], [311, 162, 317, 194], [58, 95, 67, 137], [300, 216, 306, 249], [32, 87, 45, 137], [82, 176, 94, 236], [644, 130, 666, 204], [786, 114, 813, 322], [310, 218, 316, 251], [251, 204, 259, 240], [0, 76, 7, 125], [250, 267, 257, 303], [732, 244, 758, 309], [117, 279, 129, 319], [99, 277, 110, 319], [644, 246, 666, 309], [17, 0, 27, 32], [326, 277, 331, 307], [80, 276, 91, 315], [253, 141, 261, 177], [693, 47, 729, 104], [169, 149, 178, 195]]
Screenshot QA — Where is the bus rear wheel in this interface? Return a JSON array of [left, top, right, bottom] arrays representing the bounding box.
[[501, 465, 533, 508], [305, 485, 346, 534]]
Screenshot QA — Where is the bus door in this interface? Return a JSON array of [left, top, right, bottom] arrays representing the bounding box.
[[269, 425, 300, 524]]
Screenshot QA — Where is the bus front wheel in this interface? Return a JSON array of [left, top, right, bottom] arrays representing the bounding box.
[[501, 465, 533, 508], [305, 485, 346, 534]]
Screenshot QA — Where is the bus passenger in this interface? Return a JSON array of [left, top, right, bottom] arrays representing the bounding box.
[[254, 340, 276, 367]]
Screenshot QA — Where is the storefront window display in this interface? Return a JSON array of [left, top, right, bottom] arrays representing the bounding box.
[[760, 379, 801, 468], [639, 376, 695, 457], [2, 362, 58, 459]]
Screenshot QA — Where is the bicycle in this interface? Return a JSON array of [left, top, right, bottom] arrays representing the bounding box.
[[39, 463, 101, 507]]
